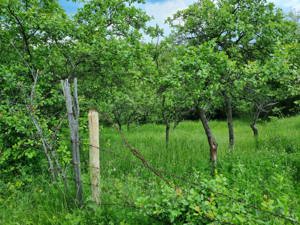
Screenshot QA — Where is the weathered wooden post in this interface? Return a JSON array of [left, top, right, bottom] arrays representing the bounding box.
[[88, 109, 100, 204], [61, 78, 83, 205]]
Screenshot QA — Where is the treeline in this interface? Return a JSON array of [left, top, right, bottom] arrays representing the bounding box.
[[0, 0, 299, 178]]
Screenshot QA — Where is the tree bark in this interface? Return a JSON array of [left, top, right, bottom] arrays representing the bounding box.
[[250, 121, 259, 149], [117, 121, 122, 131], [161, 96, 170, 148], [225, 94, 234, 149], [165, 122, 170, 149], [127, 114, 132, 131], [250, 122, 258, 137], [199, 108, 218, 175], [27, 108, 56, 180], [127, 122, 130, 131], [250, 107, 260, 149], [250, 106, 261, 137]]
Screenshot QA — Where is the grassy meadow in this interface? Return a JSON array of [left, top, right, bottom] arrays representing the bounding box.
[[97, 115, 300, 178], [1, 116, 300, 224]]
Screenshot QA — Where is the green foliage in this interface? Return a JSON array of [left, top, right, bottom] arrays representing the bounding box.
[[0, 0, 152, 180], [136, 174, 297, 224], [168, 0, 299, 121], [0, 0, 75, 179], [177, 42, 235, 110], [1, 117, 300, 224], [0, 0, 300, 224]]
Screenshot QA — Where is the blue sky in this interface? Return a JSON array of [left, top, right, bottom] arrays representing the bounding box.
[[59, 0, 82, 14], [59, 0, 172, 14], [59, 0, 300, 37]]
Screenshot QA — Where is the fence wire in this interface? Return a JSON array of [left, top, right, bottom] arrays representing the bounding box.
[[80, 141, 299, 224], [37, 110, 299, 224]]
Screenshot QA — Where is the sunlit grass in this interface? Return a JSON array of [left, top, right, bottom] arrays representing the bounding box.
[[1, 115, 299, 224], [97, 115, 300, 178]]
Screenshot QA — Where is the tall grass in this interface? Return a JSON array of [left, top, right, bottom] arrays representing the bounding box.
[[96, 116, 300, 178], [1, 116, 299, 224]]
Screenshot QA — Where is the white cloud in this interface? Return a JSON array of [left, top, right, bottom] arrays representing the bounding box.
[[140, 0, 197, 37], [269, 0, 300, 11], [140, 0, 300, 40]]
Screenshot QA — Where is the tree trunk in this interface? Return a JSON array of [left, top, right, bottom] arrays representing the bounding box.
[[117, 120, 122, 131], [250, 122, 258, 137], [127, 113, 134, 131], [113, 111, 122, 131], [250, 106, 261, 137], [250, 108, 260, 149], [165, 122, 170, 148], [27, 109, 56, 180], [127, 122, 130, 131], [199, 108, 218, 175], [225, 95, 234, 149], [250, 121, 259, 149]]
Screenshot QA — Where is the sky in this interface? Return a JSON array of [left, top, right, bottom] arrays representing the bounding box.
[[59, 0, 300, 37]]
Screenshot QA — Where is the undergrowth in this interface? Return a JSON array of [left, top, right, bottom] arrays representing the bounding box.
[[1, 116, 300, 224]]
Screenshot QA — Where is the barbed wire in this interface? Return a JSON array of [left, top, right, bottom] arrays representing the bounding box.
[[80, 141, 299, 224], [36, 142, 300, 224], [80, 116, 300, 224], [7, 103, 296, 224], [40, 129, 300, 225], [85, 144, 194, 186], [4, 46, 298, 223]]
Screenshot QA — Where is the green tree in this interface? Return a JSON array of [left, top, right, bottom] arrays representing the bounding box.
[[168, 0, 296, 149], [72, 0, 152, 126], [146, 30, 185, 147], [176, 42, 233, 172], [0, 0, 74, 180], [242, 43, 300, 138]]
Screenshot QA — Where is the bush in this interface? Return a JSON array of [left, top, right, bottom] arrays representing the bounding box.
[[136, 174, 298, 224]]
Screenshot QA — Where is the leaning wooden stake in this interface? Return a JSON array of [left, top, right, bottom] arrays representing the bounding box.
[[88, 109, 100, 204], [61, 78, 83, 206]]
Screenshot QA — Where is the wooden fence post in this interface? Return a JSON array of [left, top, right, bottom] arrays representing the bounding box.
[[88, 109, 100, 204], [61, 78, 83, 205]]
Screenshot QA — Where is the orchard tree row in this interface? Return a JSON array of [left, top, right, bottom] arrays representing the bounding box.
[[0, 0, 299, 178]]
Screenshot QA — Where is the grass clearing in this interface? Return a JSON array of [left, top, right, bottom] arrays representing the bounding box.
[[1, 116, 300, 224]]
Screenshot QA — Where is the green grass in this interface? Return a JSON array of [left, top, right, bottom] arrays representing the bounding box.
[[94, 116, 300, 178], [1, 115, 300, 224]]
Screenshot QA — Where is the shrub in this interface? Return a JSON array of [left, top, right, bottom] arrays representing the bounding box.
[[136, 174, 298, 224]]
